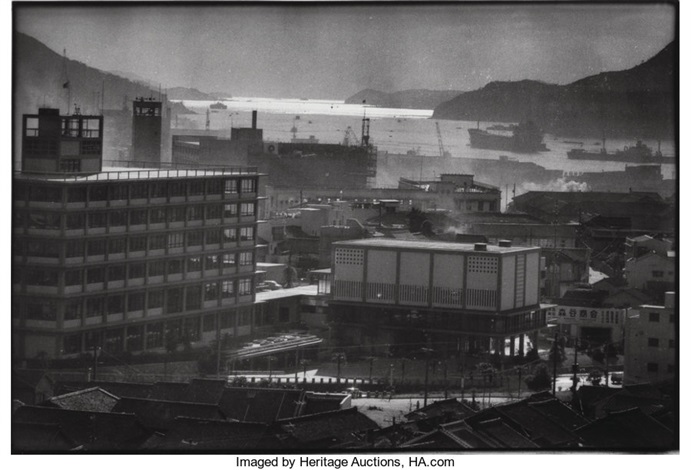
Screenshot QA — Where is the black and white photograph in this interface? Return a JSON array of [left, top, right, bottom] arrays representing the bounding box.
[[8, 0, 680, 455]]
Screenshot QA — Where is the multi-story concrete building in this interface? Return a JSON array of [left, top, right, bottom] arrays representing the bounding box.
[[329, 239, 548, 356], [624, 292, 676, 385], [13, 108, 261, 360]]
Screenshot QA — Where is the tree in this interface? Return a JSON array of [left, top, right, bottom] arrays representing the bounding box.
[[588, 369, 603, 386], [525, 364, 552, 391], [525, 347, 540, 363], [476, 362, 496, 384]]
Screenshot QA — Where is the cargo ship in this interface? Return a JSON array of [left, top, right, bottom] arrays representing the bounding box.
[[468, 121, 548, 153], [567, 140, 675, 164]]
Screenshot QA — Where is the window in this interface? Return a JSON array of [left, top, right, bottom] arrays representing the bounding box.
[[107, 265, 125, 282], [240, 178, 256, 193], [222, 253, 236, 267], [67, 187, 87, 202], [25, 269, 58, 286], [652, 270, 664, 278], [130, 183, 148, 199], [151, 182, 167, 198], [167, 233, 184, 249], [239, 252, 253, 266], [66, 213, 85, 229], [169, 181, 185, 198], [148, 260, 166, 277], [87, 239, 106, 256], [166, 288, 183, 314], [65, 240, 84, 258], [238, 278, 252, 296], [26, 239, 60, 258], [220, 310, 234, 329], [108, 238, 126, 255], [240, 226, 254, 241], [204, 282, 218, 301], [647, 362, 658, 372], [188, 205, 203, 221], [223, 228, 238, 242], [127, 292, 145, 312], [146, 322, 163, 348], [65, 270, 83, 286], [148, 290, 164, 309], [649, 312, 660, 323], [648, 337, 659, 347], [186, 286, 202, 310], [669, 339, 675, 348], [27, 302, 56, 321], [89, 185, 108, 201], [128, 263, 146, 279], [221, 280, 235, 298], [88, 212, 107, 228], [107, 295, 124, 314], [205, 229, 221, 245], [279, 307, 290, 323], [187, 256, 202, 272], [60, 158, 81, 172], [224, 203, 238, 217], [207, 180, 223, 195], [64, 300, 82, 320], [238, 308, 251, 326], [167, 258, 183, 275], [224, 179, 238, 194], [130, 209, 147, 225], [150, 208, 166, 224], [149, 234, 166, 250], [187, 230, 203, 247], [109, 210, 128, 227], [87, 267, 105, 284], [205, 255, 220, 270], [109, 185, 128, 201], [203, 314, 216, 332], [31, 186, 62, 203], [189, 181, 204, 196], [129, 235, 147, 252], [669, 314, 675, 323], [240, 203, 255, 217], [28, 212, 61, 230], [206, 204, 222, 219], [86, 297, 104, 318], [169, 206, 186, 222]]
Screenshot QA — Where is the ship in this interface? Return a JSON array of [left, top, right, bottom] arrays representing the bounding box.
[[209, 101, 228, 110], [567, 139, 675, 164], [468, 121, 548, 153]]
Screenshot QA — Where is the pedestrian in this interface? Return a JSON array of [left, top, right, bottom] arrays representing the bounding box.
[[416, 400, 420, 410]]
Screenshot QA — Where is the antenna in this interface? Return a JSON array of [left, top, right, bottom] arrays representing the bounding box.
[[361, 100, 370, 147], [101, 80, 105, 113], [62, 48, 71, 114]]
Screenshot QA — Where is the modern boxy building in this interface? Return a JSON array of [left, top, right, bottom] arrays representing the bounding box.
[[329, 239, 548, 356], [13, 108, 262, 360]]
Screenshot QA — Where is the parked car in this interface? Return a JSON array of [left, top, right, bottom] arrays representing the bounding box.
[[343, 387, 362, 398]]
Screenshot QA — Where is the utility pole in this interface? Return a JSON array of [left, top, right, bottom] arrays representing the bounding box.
[[552, 332, 558, 396], [517, 366, 522, 397], [422, 347, 432, 407], [571, 338, 579, 393]]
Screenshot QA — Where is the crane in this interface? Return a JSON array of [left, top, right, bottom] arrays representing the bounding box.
[[435, 121, 449, 158]]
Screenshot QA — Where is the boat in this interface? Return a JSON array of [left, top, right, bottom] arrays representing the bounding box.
[[210, 101, 227, 110], [468, 121, 548, 153], [567, 140, 675, 164], [486, 124, 517, 132]]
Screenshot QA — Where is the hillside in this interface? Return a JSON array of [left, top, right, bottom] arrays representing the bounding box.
[[432, 42, 676, 138], [345, 88, 463, 110]]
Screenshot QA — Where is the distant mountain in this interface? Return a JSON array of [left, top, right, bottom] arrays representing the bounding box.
[[166, 87, 220, 101], [344, 88, 464, 110], [432, 42, 676, 138]]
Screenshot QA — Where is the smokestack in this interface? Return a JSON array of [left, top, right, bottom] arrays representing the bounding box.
[[252, 110, 257, 129]]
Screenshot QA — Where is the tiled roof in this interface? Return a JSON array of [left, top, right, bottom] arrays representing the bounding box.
[[140, 417, 269, 451], [575, 408, 676, 449], [42, 387, 119, 413], [273, 407, 379, 448], [149, 381, 191, 402], [13, 369, 54, 389], [404, 398, 477, 422], [111, 397, 225, 431], [492, 400, 581, 447], [185, 379, 228, 404], [12, 422, 77, 452], [218, 387, 304, 423], [12, 405, 151, 450]]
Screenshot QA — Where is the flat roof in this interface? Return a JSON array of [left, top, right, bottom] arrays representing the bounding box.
[[255, 285, 320, 302], [333, 238, 539, 254], [15, 166, 261, 183]]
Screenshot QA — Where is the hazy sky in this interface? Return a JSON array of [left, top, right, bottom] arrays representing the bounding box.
[[14, 3, 676, 99]]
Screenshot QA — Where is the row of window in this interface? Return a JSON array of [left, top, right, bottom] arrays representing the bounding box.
[[18, 252, 254, 287], [17, 202, 256, 230], [21, 278, 254, 322], [647, 337, 675, 348], [647, 363, 675, 374], [15, 226, 255, 259], [61, 308, 254, 354], [15, 177, 257, 203], [648, 312, 675, 323]]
